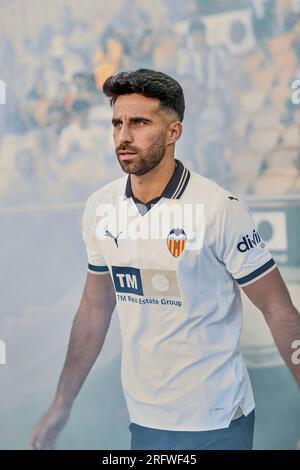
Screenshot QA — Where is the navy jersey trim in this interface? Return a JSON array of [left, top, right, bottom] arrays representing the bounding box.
[[236, 258, 276, 286], [125, 159, 190, 202], [88, 263, 109, 273], [172, 168, 191, 199]]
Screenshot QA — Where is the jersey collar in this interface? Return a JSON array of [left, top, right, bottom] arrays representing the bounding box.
[[124, 159, 190, 202]]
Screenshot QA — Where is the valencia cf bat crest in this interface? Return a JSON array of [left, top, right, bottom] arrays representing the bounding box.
[[167, 228, 187, 258]]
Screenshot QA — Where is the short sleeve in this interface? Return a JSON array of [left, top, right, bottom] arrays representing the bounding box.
[[216, 193, 276, 287], [82, 196, 109, 275]]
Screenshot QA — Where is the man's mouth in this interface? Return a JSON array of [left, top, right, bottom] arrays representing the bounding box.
[[118, 152, 138, 161]]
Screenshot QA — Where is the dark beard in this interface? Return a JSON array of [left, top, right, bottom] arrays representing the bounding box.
[[117, 135, 167, 175]]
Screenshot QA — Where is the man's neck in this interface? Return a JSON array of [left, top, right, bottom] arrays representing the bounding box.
[[130, 156, 176, 204]]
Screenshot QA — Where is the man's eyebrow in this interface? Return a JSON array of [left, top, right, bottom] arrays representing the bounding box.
[[112, 118, 121, 125], [112, 116, 153, 125], [129, 116, 153, 123]]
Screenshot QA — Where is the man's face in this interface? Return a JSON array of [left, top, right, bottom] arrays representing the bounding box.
[[112, 93, 171, 175]]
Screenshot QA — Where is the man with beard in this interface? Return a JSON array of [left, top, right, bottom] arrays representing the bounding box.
[[29, 69, 300, 450]]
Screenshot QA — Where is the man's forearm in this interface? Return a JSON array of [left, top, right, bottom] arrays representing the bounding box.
[[264, 305, 300, 386], [52, 304, 113, 409]]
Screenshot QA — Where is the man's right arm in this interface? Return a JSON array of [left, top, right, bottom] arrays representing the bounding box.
[[29, 271, 116, 450]]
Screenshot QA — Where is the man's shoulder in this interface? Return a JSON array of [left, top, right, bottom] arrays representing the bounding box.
[[188, 170, 239, 205], [84, 175, 127, 209]]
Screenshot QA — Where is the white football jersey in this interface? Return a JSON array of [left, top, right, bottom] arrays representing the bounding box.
[[82, 160, 276, 431]]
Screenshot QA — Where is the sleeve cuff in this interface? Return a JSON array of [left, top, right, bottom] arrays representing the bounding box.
[[88, 264, 109, 275], [235, 258, 276, 287]]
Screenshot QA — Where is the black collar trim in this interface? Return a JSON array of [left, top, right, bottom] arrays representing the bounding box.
[[124, 159, 190, 201]]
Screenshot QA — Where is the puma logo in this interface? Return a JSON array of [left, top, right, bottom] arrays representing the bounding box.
[[105, 230, 122, 247], [228, 196, 239, 201]]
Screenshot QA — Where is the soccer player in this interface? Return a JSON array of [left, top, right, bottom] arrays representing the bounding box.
[[29, 69, 300, 450]]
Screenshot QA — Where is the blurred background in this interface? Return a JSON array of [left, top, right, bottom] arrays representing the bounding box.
[[0, 0, 299, 449]]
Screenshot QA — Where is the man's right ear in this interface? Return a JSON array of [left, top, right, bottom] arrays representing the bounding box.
[[167, 121, 182, 145]]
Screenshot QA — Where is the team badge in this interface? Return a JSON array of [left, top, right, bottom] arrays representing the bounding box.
[[167, 228, 187, 258]]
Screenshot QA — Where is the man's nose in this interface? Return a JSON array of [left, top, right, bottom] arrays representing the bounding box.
[[119, 123, 133, 144]]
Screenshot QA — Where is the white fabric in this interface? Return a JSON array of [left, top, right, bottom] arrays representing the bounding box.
[[82, 168, 276, 431]]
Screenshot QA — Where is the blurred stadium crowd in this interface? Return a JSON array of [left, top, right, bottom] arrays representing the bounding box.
[[1, 0, 300, 206]]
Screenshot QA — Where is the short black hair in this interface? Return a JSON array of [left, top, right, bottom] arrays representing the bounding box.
[[103, 68, 185, 122]]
